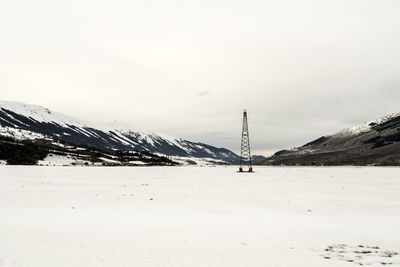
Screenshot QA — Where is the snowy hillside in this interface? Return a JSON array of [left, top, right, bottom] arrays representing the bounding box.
[[263, 111, 400, 166], [0, 100, 239, 164], [333, 111, 400, 137]]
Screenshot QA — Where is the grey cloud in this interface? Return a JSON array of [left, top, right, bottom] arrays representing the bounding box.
[[197, 91, 211, 97]]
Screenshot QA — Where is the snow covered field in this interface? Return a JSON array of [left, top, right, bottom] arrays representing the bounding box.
[[0, 166, 399, 267]]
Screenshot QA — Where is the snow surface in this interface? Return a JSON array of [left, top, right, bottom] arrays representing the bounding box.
[[170, 155, 228, 166], [0, 126, 45, 140], [0, 100, 87, 127], [38, 154, 78, 166], [0, 166, 399, 267], [128, 160, 147, 165], [333, 111, 400, 137]]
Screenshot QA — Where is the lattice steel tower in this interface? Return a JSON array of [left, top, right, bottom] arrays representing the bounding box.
[[239, 110, 253, 172]]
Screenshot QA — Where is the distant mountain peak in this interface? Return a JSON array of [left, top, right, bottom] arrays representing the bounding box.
[[0, 100, 87, 127]]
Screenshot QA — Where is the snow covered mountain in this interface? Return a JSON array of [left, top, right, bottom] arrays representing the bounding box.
[[0, 100, 239, 164], [262, 111, 400, 166], [331, 111, 400, 137]]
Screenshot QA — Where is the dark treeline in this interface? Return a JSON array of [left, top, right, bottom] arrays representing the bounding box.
[[0, 136, 48, 165], [0, 136, 178, 166]]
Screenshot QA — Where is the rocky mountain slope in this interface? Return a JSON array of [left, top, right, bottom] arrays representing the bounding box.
[[262, 112, 400, 166], [0, 100, 239, 164], [0, 135, 179, 166]]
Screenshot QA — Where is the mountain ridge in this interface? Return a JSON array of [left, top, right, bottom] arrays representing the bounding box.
[[0, 100, 239, 164], [262, 111, 400, 166]]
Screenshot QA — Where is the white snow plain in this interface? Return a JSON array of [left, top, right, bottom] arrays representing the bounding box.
[[0, 166, 399, 267]]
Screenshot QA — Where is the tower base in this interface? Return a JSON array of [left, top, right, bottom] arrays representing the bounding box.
[[238, 167, 253, 173]]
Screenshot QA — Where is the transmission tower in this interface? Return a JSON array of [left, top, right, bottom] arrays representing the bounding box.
[[239, 110, 253, 172]]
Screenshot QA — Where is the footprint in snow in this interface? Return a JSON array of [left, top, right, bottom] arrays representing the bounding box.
[[321, 244, 400, 266]]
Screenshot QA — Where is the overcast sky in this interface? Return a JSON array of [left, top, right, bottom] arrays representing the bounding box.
[[1, 0, 400, 155]]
